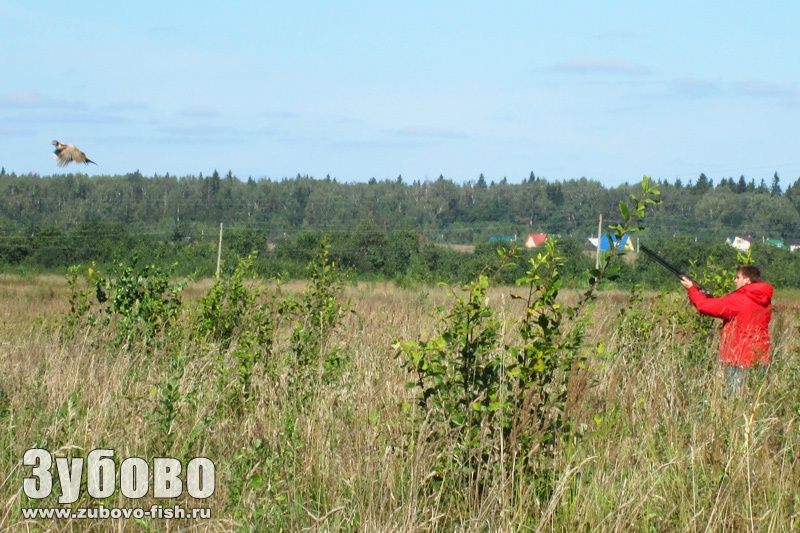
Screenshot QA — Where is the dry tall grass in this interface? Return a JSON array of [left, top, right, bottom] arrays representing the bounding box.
[[0, 277, 798, 531]]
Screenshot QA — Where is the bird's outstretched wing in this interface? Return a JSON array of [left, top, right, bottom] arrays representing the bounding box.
[[52, 140, 96, 166]]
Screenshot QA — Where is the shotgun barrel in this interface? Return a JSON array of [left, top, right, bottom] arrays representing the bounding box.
[[639, 244, 711, 296]]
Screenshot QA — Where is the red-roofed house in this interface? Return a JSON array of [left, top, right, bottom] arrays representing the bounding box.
[[524, 233, 548, 248]]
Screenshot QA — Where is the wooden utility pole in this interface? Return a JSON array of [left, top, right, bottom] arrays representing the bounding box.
[[216, 222, 224, 278], [595, 214, 603, 269]]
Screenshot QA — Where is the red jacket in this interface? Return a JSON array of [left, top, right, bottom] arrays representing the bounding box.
[[687, 282, 773, 367]]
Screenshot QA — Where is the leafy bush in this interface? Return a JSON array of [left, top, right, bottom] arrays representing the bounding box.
[[396, 273, 502, 479], [195, 253, 282, 411], [65, 256, 184, 346], [197, 253, 260, 348], [396, 178, 662, 491], [281, 241, 349, 389], [103, 257, 184, 345]]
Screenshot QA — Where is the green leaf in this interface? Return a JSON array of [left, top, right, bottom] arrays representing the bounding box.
[[619, 200, 631, 221]]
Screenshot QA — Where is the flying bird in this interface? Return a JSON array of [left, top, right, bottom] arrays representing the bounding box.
[[51, 140, 96, 166]]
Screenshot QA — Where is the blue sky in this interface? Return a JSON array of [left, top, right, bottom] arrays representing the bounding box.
[[1, 1, 798, 186]]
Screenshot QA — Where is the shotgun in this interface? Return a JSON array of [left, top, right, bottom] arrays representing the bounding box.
[[639, 244, 711, 296]]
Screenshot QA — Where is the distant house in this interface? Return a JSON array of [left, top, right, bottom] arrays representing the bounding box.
[[489, 235, 516, 244], [726, 235, 752, 252], [524, 232, 548, 248], [786, 240, 800, 252], [766, 238, 785, 249], [588, 233, 634, 252]]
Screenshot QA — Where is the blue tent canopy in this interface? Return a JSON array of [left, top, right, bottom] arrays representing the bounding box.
[[597, 233, 631, 251]]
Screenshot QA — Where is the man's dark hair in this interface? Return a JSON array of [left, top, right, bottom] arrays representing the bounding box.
[[736, 265, 762, 282]]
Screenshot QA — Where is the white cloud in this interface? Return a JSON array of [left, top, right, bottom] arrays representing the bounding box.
[[545, 57, 651, 76], [156, 124, 240, 144], [258, 110, 300, 120], [0, 125, 35, 137], [178, 106, 220, 118], [0, 91, 87, 110], [383, 127, 469, 141], [592, 30, 645, 42], [101, 101, 150, 112], [648, 78, 798, 102], [731, 80, 797, 100], [665, 78, 723, 99]]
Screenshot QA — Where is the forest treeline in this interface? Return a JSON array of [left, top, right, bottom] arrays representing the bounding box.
[[1, 168, 800, 287]]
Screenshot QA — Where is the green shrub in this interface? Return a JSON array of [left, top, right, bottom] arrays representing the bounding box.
[[64, 256, 184, 347], [397, 178, 661, 492]]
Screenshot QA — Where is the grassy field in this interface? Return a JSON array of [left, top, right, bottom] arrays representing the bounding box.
[[0, 273, 799, 531]]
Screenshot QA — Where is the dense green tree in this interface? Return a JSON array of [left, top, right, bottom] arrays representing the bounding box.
[[545, 182, 564, 206], [785, 177, 800, 211], [693, 173, 712, 193], [693, 190, 746, 232], [745, 195, 800, 237], [209, 169, 221, 197], [750, 242, 800, 287], [737, 175, 747, 193], [771, 172, 782, 196], [1, 171, 800, 283]]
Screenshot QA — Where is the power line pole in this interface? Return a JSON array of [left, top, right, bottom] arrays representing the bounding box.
[[595, 214, 603, 269], [216, 222, 224, 278]]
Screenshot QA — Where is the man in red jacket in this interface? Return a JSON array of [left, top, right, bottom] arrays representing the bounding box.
[[680, 265, 773, 391]]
